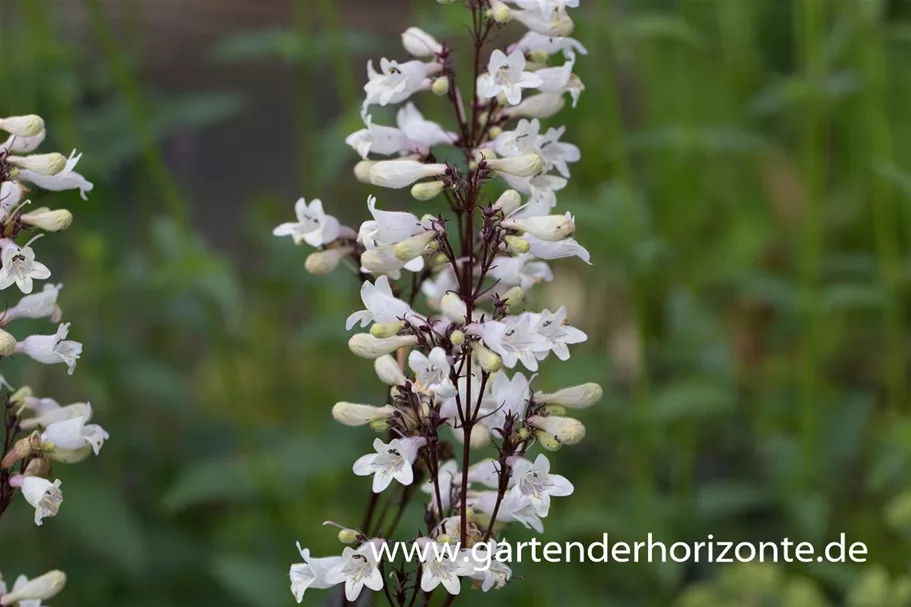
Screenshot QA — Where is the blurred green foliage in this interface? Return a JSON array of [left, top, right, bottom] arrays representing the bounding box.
[[3, 0, 911, 605]]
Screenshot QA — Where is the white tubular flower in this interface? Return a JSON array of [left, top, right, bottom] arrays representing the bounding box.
[[324, 543, 385, 602], [409, 347, 457, 398], [4, 283, 63, 323], [0, 181, 24, 220], [503, 92, 566, 119], [18, 150, 94, 200], [19, 401, 91, 431], [0, 571, 66, 605], [2, 130, 46, 154], [353, 436, 427, 493], [539, 125, 581, 176], [512, 8, 575, 37], [305, 247, 352, 275], [535, 382, 603, 408], [332, 402, 396, 427], [469, 490, 543, 533], [508, 453, 573, 516], [273, 197, 341, 247], [492, 190, 522, 215], [412, 180, 446, 201], [482, 371, 531, 430], [19, 207, 72, 232], [477, 50, 543, 106], [7, 153, 66, 176], [527, 415, 586, 444], [360, 195, 427, 247], [488, 254, 552, 291], [346, 275, 421, 330], [535, 64, 584, 107], [360, 244, 423, 278], [0, 329, 15, 357], [513, 0, 579, 23], [369, 160, 448, 189], [41, 415, 109, 458], [364, 58, 439, 108], [489, 0, 512, 23], [14, 322, 82, 374], [348, 333, 418, 358], [510, 31, 588, 58], [289, 544, 343, 603], [466, 541, 512, 591], [0, 115, 44, 137], [421, 459, 458, 511], [401, 27, 443, 57], [345, 113, 412, 159], [374, 354, 407, 385], [440, 292, 468, 323], [396, 102, 455, 149], [485, 153, 544, 177], [523, 234, 590, 264], [467, 458, 501, 488], [415, 537, 469, 595], [0, 237, 52, 294], [19, 396, 62, 416], [12, 475, 63, 526], [534, 306, 587, 360], [501, 212, 575, 241], [493, 118, 541, 157], [469, 316, 551, 371], [394, 230, 439, 261], [354, 159, 376, 183]]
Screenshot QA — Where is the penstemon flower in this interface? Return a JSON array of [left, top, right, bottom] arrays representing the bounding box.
[[278, 1, 598, 604], [0, 115, 107, 606]]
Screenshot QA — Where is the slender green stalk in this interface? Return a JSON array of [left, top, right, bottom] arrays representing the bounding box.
[[855, 0, 906, 411], [795, 0, 825, 476]]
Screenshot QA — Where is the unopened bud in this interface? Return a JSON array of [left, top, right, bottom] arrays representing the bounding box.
[[485, 154, 544, 177], [0, 328, 16, 356], [1, 431, 40, 468], [8, 153, 67, 176], [370, 160, 448, 189], [332, 402, 397, 427], [489, 0, 512, 23], [0, 115, 45, 137], [504, 234, 530, 255], [0, 570, 66, 605], [338, 528, 360, 544], [501, 212, 575, 241], [545, 405, 566, 416], [411, 180, 445, 201], [349, 333, 419, 359], [492, 190, 522, 214], [504, 93, 565, 119], [517, 427, 530, 440], [305, 247, 352, 275], [450, 329, 465, 346], [535, 383, 603, 409], [431, 76, 451, 96], [374, 354, 407, 386], [394, 231, 439, 261], [401, 27, 443, 57], [535, 430, 561, 451], [440, 292, 468, 323], [19, 208, 72, 232], [529, 50, 550, 65], [527, 415, 586, 445], [354, 160, 376, 184], [370, 419, 389, 432], [501, 286, 525, 311], [10, 386, 32, 406], [370, 320, 407, 338], [470, 342, 502, 373]]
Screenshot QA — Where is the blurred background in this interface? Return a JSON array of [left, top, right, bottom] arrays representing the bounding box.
[[2, 0, 911, 605]]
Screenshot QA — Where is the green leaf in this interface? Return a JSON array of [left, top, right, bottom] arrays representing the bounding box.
[[161, 457, 260, 513], [210, 555, 289, 607], [693, 482, 771, 521], [648, 380, 735, 425]]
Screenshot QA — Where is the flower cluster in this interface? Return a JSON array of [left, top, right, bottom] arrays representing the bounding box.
[[276, 1, 595, 603], [0, 115, 106, 605]]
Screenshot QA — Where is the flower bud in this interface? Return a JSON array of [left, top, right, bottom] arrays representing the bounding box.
[[354, 160, 376, 184], [370, 419, 389, 432], [394, 230, 439, 261], [545, 405, 566, 416], [10, 386, 33, 406], [431, 76, 451, 96], [529, 50, 551, 65], [517, 427, 530, 440], [19, 208, 72, 232], [411, 180, 446, 201], [349, 333, 419, 358], [488, 125, 503, 139], [535, 430, 561, 451], [338, 528, 360, 544], [513, 9, 574, 37], [535, 383, 603, 409], [504, 93, 565, 119], [0, 328, 16, 356], [501, 212, 575, 241], [369, 160, 448, 189], [489, 0, 512, 23], [0, 115, 45, 137], [1, 431, 41, 469], [305, 247, 352, 275], [526, 415, 586, 445], [492, 190, 522, 215], [374, 354, 407, 386], [504, 234, 530, 255], [370, 320, 407, 338], [332, 402, 397, 427], [440, 292, 468, 323], [485, 153, 544, 177], [0, 570, 66, 605], [8, 153, 67, 176], [450, 329, 465, 346], [501, 286, 525, 311], [470, 342, 502, 373], [401, 27, 443, 57]]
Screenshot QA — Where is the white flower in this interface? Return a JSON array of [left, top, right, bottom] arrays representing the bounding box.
[[511, 8, 575, 37], [523, 233, 590, 264], [503, 92, 566, 119], [477, 50, 543, 106], [501, 212, 575, 241], [439, 292, 467, 323], [510, 31, 588, 58], [415, 537, 469, 595], [508, 453, 573, 516], [348, 333, 419, 358], [19, 401, 91, 431], [346, 275, 422, 330], [396, 103, 455, 149], [534, 382, 603, 408], [482, 371, 531, 430], [409, 347, 457, 398], [488, 254, 553, 291], [421, 459, 458, 511], [369, 159, 448, 189], [0, 237, 51, 294], [467, 458, 502, 488], [353, 436, 426, 493], [345, 113, 412, 159], [5, 283, 63, 322], [41, 414, 109, 457], [360, 244, 424, 278], [289, 543, 343, 603], [465, 540, 512, 591], [364, 58, 439, 108], [534, 306, 587, 360], [421, 266, 460, 310], [8, 153, 66, 176], [0, 115, 44, 137], [493, 119, 541, 157], [15, 322, 82, 374], [0, 571, 66, 606], [401, 27, 443, 58], [272, 197, 340, 247], [513, 0, 579, 21], [468, 489, 544, 532], [374, 354, 407, 385], [539, 125, 580, 176], [359, 195, 428, 247], [0, 181, 24, 221], [18, 476, 63, 526], [18, 150, 94, 200], [324, 543, 384, 601], [332, 402, 396, 427], [469, 315, 552, 371], [2, 130, 46, 154], [526, 415, 586, 444]]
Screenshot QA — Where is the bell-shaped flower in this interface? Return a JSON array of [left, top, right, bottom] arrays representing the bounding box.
[[396, 103, 455, 150], [487, 254, 553, 291], [345, 113, 412, 159], [359, 195, 427, 248], [501, 212, 574, 241], [510, 31, 587, 58], [0, 571, 66, 606], [15, 322, 82, 374], [18, 150, 94, 200], [0, 181, 24, 221], [363, 58, 439, 108], [324, 543, 385, 602], [374, 354, 407, 386], [508, 453, 573, 516], [539, 125, 580, 176], [512, 8, 575, 37], [40, 414, 109, 459], [534, 306, 587, 360], [353, 436, 427, 493], [409, 347, 457, 398], [513, 0, 579, 20], [421, 266, 460, 310], [477, 50, 542, 106], [421, 459, 458, 512], [465, 540, 513, 592], [469, 315, 551, 371], [522, 233, 590, 264], [482, 371, 531, 430], [467, 458, 502, 489], [289, 543, 343, 603], [4, 283, 63, 323], [533, 58, 584, 107], [346, 275, 422, 330], [332, 402, 397, 427], [273, 197, 340, 247], [10, 475, 62, 526], [503, 92, 565, 119], [360, 243, 424, 278], [0, 236, 51, 294], [415, 537, 471, 595], [369, 160, 449, 189], [493, 119, 541, 158]]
